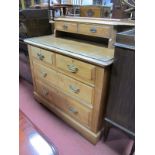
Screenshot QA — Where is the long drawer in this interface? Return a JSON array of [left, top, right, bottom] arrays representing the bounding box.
[[31, 46, 55, 65], [56, 54, 96, 84], [36, 80, 92, 127], [33, 61, 58, 87], [55, 21, 78, 33], [78, 24, 111, 38], [58, 72, 94, 105], [36, 80, 58, 103], [33, 60, 94, 105]]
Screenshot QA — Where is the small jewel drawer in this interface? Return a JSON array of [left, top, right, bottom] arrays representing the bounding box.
[[78, 24, 111, 38], [31, 46, 55, 65], [55, 21, 78, 33]]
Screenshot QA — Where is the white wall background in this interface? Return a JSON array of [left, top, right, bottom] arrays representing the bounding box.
[[82, 0, 93, 5]]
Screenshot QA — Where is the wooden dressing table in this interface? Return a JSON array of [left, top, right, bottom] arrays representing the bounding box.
[[24, 17, 134, 144]]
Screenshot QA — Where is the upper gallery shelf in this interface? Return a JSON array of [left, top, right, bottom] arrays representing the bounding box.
[[50, 16, 135, 26], [51, 16, 134, 48]]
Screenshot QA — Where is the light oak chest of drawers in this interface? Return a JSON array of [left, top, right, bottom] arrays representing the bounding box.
[[25, 17, 134, 144]]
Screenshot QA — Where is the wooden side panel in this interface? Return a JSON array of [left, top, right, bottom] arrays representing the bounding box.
[[91, 67, 110, 132], [28, 45, 37, 91], [108, 26, 117, 49]]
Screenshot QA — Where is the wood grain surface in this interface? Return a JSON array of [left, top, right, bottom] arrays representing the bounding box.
[[25, 35, 114, 67], [51, 16, 135, 26]]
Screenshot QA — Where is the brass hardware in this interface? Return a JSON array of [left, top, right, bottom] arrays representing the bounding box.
[[67, 64, 78, 73], [41, 71, 47, 78], [90, 28, 97, 33], [37, 53, 45, 61], [68, 107, 78, 114], [42, 89, 49, 96], [63, 24, 68, 30], [87, 9, 94, 17], [69, 85, 80, 93]]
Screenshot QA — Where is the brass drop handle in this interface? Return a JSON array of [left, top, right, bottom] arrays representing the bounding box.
[[69, 85, 80, 94], [67, 64, 78, 73], [90, 28, 97, 33], [37, 53, 45, 61], [68, 107, 78, 114], [41, 71, 47, 78], [63, 24, 68, 30], [42, 89, 49, 96]]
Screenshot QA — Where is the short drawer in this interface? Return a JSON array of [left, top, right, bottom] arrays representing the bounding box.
[[36, 81, 92, 127], [31, 46, 55, 65], [55, 21, 77, 33], [58, 72, 94, 105], [56, 54, 96, 83], [78, 24, 111, 38], [33, 62, 58, 87]]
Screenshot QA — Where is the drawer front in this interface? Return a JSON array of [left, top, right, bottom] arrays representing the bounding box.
[[33, 62, 58, 87], [57, 92, 91, 127], [36, 81, 91, 127], [31, 46, 55, 65], [58, 72, 94, 105], [36, 80, 58, 103], [56, 54, 95, 83], [78, 24, 111, 38], [55, 21, 77, 33]]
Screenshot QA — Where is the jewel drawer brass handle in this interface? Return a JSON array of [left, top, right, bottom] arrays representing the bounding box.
[[67, 64, 78, 73], [68, 107, 78, 114], [69, 85, 80, 94], [42, 89, 49, 96], [90, 28, 97, 33], [37, 53, 45, 61], [63, 25, 68, 30], [41, 71, 47, 78]]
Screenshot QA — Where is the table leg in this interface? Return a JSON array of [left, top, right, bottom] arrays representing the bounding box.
[[103, 122, 111, 141], [130, 141, 135, 155]]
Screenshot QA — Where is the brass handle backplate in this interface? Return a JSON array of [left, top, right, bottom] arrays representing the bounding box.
[[37, 53, 45, 61], [90, 28, 97, 33], [40, 71, 47, 78], [67, 64, 78, 73], [63, 25, 68, 30], [69, 85, 80, 94], [42, 88, 49, 96], [68, 107, 78, 114]]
